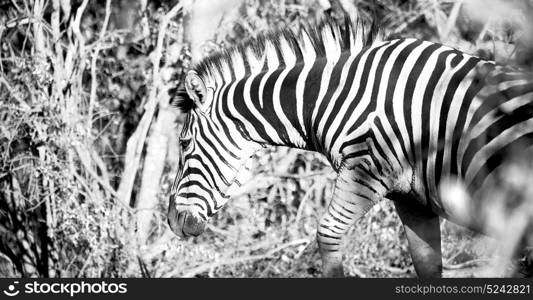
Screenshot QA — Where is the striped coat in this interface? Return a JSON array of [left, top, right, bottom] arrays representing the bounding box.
[[168, 16, 533, 277]]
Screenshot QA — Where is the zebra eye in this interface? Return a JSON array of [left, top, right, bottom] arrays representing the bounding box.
[[180, 137, 192, 151]]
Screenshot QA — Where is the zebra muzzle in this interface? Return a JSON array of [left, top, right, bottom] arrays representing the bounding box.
[[169, 210, 206, 238]]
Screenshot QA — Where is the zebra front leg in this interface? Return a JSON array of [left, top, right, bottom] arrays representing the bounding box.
[[317, 172, 379, 277], [392, 194, 442, 277]]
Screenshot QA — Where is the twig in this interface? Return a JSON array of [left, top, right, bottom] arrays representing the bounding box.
[[233, 238, 284, 254], [63, 0, 89, 122], [77, 249, 94, 276], [0, 75, 30, 109], [88, 0, 112, 126], [381, 265, 410, 275], [444, 259, 490, 270], [73, 144, 131, 210], [137, 256, 151, 278], [51, 0, 63, 111], [441, 0, 463, 41], [70, 0, 89, 50], [348, 264, 368, 278], [206, 224, 233, 237], [390, 14, 423, 35], [179, 239, 309, 277], [295, 184, 317, 223], [32, 0, 46, 53], [317, 0, 331, 11], [269, 171, 333, 179]]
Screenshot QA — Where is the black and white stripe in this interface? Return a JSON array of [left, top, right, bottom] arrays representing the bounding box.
[[170, 16, 533, 271]]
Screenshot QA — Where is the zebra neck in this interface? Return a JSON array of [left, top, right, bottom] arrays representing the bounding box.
[[226, 52, 359, 156], [227, 59, 316, 150]]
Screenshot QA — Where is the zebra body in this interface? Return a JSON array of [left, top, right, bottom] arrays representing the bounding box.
[[168, 17, 533, 277]]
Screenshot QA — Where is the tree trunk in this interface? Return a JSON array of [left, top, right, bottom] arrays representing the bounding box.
[[136, 105, 176, 243]]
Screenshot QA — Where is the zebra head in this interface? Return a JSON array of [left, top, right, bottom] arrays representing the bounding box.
[[168, 70, 261, 238]]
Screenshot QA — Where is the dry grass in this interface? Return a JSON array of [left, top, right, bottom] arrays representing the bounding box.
[[1, 0, 532, 278]]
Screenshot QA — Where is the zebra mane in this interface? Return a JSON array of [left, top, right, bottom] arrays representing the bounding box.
[[174, 14, 384, 113]]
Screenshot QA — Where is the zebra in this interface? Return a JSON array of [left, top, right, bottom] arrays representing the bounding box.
[[167, 15, 533, 277]]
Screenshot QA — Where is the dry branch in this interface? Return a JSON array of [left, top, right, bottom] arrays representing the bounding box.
[[117, 2, 183, 208], [116, 3, 183, 247], [444, 259, 490, 270], [136, 108, 176, 243], [88, 0, 112, 125], [180, 239, 310, 278]]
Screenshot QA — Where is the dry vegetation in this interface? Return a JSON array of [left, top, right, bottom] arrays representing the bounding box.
[[0, 0, 532, 278]]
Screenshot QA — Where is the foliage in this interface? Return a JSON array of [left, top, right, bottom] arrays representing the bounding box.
[[0, 0, 532, 278]]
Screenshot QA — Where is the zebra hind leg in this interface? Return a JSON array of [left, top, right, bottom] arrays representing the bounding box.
[[317, 170, 381, 277], [391, 192, 442, 278]]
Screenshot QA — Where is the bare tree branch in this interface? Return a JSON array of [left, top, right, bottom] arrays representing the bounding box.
[[89, 0, 112, 126], [179, 239, 310, 277], [117, 2, 183, 206]]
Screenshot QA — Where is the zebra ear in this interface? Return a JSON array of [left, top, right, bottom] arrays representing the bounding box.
[[185, 71, 208, 111]]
